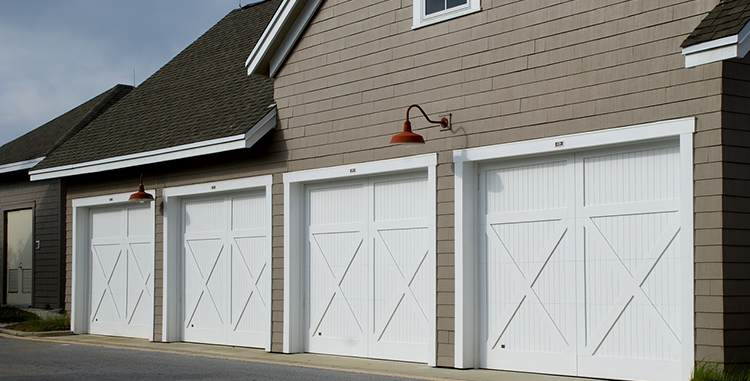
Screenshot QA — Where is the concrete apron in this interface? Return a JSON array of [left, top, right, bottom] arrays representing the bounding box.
[[0, 333, 605, 381]]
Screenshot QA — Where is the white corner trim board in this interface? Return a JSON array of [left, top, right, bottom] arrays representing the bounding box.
[[71, 190, 157, 340], [0, 157, 44, 175], [282, 153, 438, 365], [453, 117, 695, 381], [682, 22, 750, 67], [29, 108, 277, 181], [162, 175, 273, 350]]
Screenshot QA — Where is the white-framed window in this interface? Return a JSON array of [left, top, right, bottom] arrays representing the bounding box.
[[413, 0, 480, 29]]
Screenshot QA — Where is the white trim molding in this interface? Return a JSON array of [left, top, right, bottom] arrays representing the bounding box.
[[682, 22, 750, 67], [246, 0, 323, 78], [29, 108, 277, 181], [282, 154, 438, 365], [162, 175, 274, 351], [0, 157, 44, 175], [453, 117, 695, 381], [71, 190, 157, 340]]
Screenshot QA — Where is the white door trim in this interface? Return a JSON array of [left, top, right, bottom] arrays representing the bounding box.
[[283, 154, 438, 365], [162, 175, 273, 351], [71, 191, 156, 339], [453, 117, 695, 381]]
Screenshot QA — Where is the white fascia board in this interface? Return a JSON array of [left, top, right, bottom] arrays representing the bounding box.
[[0, 157, 45, 175], [269, 0, 323, 78], [246, 0, 297, 76], [30, 108, 278, 181], [682, 22, 750, 67]]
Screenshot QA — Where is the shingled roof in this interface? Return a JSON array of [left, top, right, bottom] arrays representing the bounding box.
[[0, 84, 132, 169], [34, 0, 281, 171], [682, 0, 750, 48]]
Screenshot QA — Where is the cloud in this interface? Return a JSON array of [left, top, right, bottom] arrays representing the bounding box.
[[0, 0, 243, 146]]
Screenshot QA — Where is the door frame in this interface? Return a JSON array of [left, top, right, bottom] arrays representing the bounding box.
[[283, 154, 437, 365], [71, 191, 156, 338], [162, 175, 273, 350], [453, 118, 695, 381], [3, 203, 35, 306]]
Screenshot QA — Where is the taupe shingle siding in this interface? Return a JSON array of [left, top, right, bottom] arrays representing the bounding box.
[[271, 0, 722, 366]]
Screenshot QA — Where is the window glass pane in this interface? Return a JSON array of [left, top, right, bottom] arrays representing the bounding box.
[[446, 0, 467, 9], [425, 0, 444, 15]]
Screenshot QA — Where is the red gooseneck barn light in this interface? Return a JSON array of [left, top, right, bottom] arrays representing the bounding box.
[[129, 174, 154, 203], [390, 104, 450, 145]]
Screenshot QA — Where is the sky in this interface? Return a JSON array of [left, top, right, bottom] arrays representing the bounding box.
[[0, 0, 261, 147]]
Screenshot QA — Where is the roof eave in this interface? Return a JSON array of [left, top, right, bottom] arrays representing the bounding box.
[[29, 107, 278, 181], [245, 0, 323, 78], [682, 22, 750, 68], [0, 157, 45, 175]]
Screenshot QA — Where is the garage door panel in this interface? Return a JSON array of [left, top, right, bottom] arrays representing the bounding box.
[[91, 209, 123, 238], [373, 176, 428, 221], [89, 205, 153, 339], [126, 242, 152, 327], [91, 243, 124, 327], [309, 183, 366, 226], [231, 193, 265, 230], [230, 236, 268, 334], [641, 231, 682, 336], [485, 160, 568, 214], [184, 238, 226, 330], [484, 220, 576, 357], [582, 146, 680, 207], [184, 198, 225, 233], [373, 228, 429, 346], [128, 207, 151, 237], [306, 173, 432, 363], [309, 230, 367, 341]]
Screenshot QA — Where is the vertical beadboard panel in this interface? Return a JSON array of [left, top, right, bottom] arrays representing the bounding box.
[[579, 143, 683, 379], [89, 204, 152, 339], [229, 191, 269, 345], [307, 181, 368, 357], [480, 156, 576, 375], [182, 191, 270, 348], [583, 146, 680, 207], [306, 173, 431, 362], [485, 160, 567, 215], [125, 206, 154, 333], [183, 196, 228, 343]]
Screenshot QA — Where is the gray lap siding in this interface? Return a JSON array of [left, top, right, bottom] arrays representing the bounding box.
[[1, 175, 64, 308]]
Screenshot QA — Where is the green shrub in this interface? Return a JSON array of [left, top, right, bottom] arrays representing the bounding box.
[[0, 306, 37, 323]]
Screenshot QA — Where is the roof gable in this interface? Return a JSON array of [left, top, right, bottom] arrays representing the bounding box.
[[32, 0, 282, 177]]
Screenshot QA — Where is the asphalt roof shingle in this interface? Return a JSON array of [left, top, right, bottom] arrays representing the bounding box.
[[682, 0, 750, 48], [0, 84, 132, 168], [35, 0, 282, 170]]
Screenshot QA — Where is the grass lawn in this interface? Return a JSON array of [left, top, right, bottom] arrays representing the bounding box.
[[694, 362, 750, 381], [0, 306, 69, 332]]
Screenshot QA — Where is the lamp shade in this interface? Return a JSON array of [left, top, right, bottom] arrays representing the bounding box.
[[390, 120, 425, 145], [129, 175, 154, 203]]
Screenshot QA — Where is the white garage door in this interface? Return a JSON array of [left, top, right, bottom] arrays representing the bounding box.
[[89, 204, 153, 339], [480, 142, 686, 381], [305, 173, 432, 363], [182, 191, 270, 348]]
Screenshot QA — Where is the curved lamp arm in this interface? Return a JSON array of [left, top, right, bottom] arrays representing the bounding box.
[[406, 104, 450, 129]]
